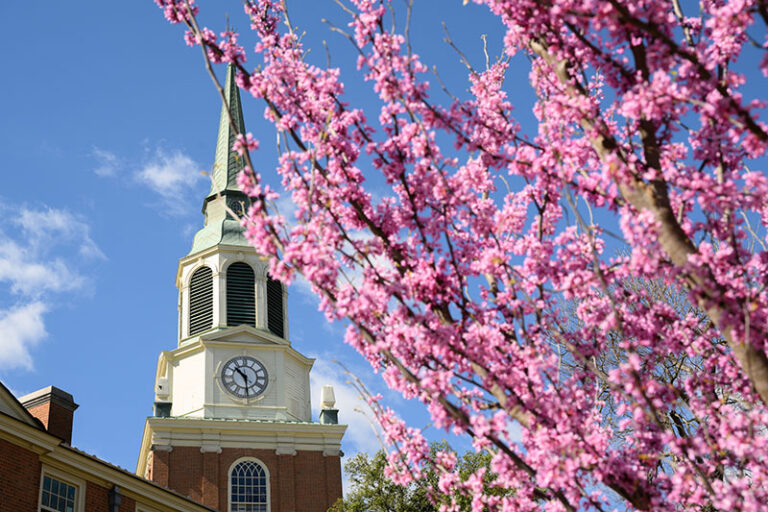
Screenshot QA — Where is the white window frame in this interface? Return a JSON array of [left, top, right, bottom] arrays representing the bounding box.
[[38, 466, 86, 512], [228, 457, 271, 512]]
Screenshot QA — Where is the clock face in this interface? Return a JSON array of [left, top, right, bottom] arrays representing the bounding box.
[[220, 356, 268, 399], [227, 198, 245, 217]]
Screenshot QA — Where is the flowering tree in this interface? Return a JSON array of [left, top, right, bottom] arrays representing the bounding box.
[[157, 0, 768, 510]]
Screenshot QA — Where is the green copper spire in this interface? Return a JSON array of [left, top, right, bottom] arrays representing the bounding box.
[[210, 63, 247, 196], [189, 64, 252, 255]]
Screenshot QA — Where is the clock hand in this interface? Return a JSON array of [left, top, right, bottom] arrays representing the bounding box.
[[235, 368, 249, 385]]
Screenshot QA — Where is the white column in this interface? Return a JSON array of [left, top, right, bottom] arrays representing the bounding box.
[[177, 287, 184, 342], [282, 287, 289, 340], [255, 275, 267, 329], [180, 286, 189, 340], [213, 270, 223, 328]]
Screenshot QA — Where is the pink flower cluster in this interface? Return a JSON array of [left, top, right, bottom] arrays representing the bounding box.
[[160, 0, 768, 510]]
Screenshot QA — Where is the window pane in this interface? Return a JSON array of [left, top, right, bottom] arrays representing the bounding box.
[[230, 461, 268, 511], [40, 476, 76, 512]]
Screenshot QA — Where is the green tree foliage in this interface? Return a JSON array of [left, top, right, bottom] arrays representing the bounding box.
[[329, 442, 505, 512]]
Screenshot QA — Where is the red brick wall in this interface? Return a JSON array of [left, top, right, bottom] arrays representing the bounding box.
[[0, 438, 41, 512], [148, 446, 343, 512], [277, 454, 296, 511], [169, 447, 204, 505], [151, 449, 171, 488], [0, 438, 143, 512], [26, 403, 49, 425], [201, 450, 220, 507], [84, 481, 136, 512], [25, 401, 74, 444]]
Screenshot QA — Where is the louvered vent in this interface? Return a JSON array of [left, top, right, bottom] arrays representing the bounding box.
[[189, 266, 213, 336], [267, 275, 284, 338], [226, 262, 255, 327]]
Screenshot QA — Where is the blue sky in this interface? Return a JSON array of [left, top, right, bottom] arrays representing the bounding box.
[[0, 0, 510, 475]]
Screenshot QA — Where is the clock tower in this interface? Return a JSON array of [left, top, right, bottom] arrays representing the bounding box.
[[137, 65, 346, 512]]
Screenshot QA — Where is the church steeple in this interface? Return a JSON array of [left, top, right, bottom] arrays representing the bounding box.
[[180, 63, 286, 342], [189, 64, 251, 255], [138, 62, 345, 511], [210, 63, 247, 197]]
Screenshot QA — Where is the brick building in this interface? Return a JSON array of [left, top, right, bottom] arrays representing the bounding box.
[[0, 382, 215, 512], [1, 63, 345, 512]]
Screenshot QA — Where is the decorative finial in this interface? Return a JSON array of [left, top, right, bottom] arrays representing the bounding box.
[[319, 385, 339, 425], [321, 385, 336, 409]]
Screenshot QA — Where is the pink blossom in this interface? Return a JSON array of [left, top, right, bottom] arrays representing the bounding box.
[[158, 0, 768, 509]]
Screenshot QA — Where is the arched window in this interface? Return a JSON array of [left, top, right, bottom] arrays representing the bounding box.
[[227, 262, 255, 327], [230, 459, 269, 512], [189, 266, 213, 336], [266, 275, 284, 338]]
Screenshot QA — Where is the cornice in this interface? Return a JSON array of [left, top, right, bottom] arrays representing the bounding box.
[[178, 244, 264, 269], [146, 416, 346, 436], [0, 412, 60, 453], [137, 418, 153, 476], [43, 448, 215, 512], [199, 324, 291, 347], [0, 381, 47, 428], [145, 417, 345, 451], [166, 338, 207, 359], [167, 333, 315, 368], [137, 416, 346, 476], [19, 386, 78, 411]]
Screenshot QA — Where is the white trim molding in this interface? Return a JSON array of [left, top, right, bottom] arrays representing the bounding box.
[[38, 465, 87, 512]]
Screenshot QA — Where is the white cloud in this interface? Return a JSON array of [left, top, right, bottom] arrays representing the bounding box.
[[506, 421, 522, 444], [92, 147, 119, 177], [135, 148, 204, 216], [0, 241, 84, 296], [78, 238, 106, 260], [310, 358, 384, 456], [0, 216, 104, 298], [15, 207, 106, 260], [0, 302, 47, 370], [293, 274, 319, 302], [0, 203, 104, 371], [0, 206, 105, 297]]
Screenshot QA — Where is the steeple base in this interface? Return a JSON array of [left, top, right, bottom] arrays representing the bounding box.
[[138, 417, 345, 512]]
